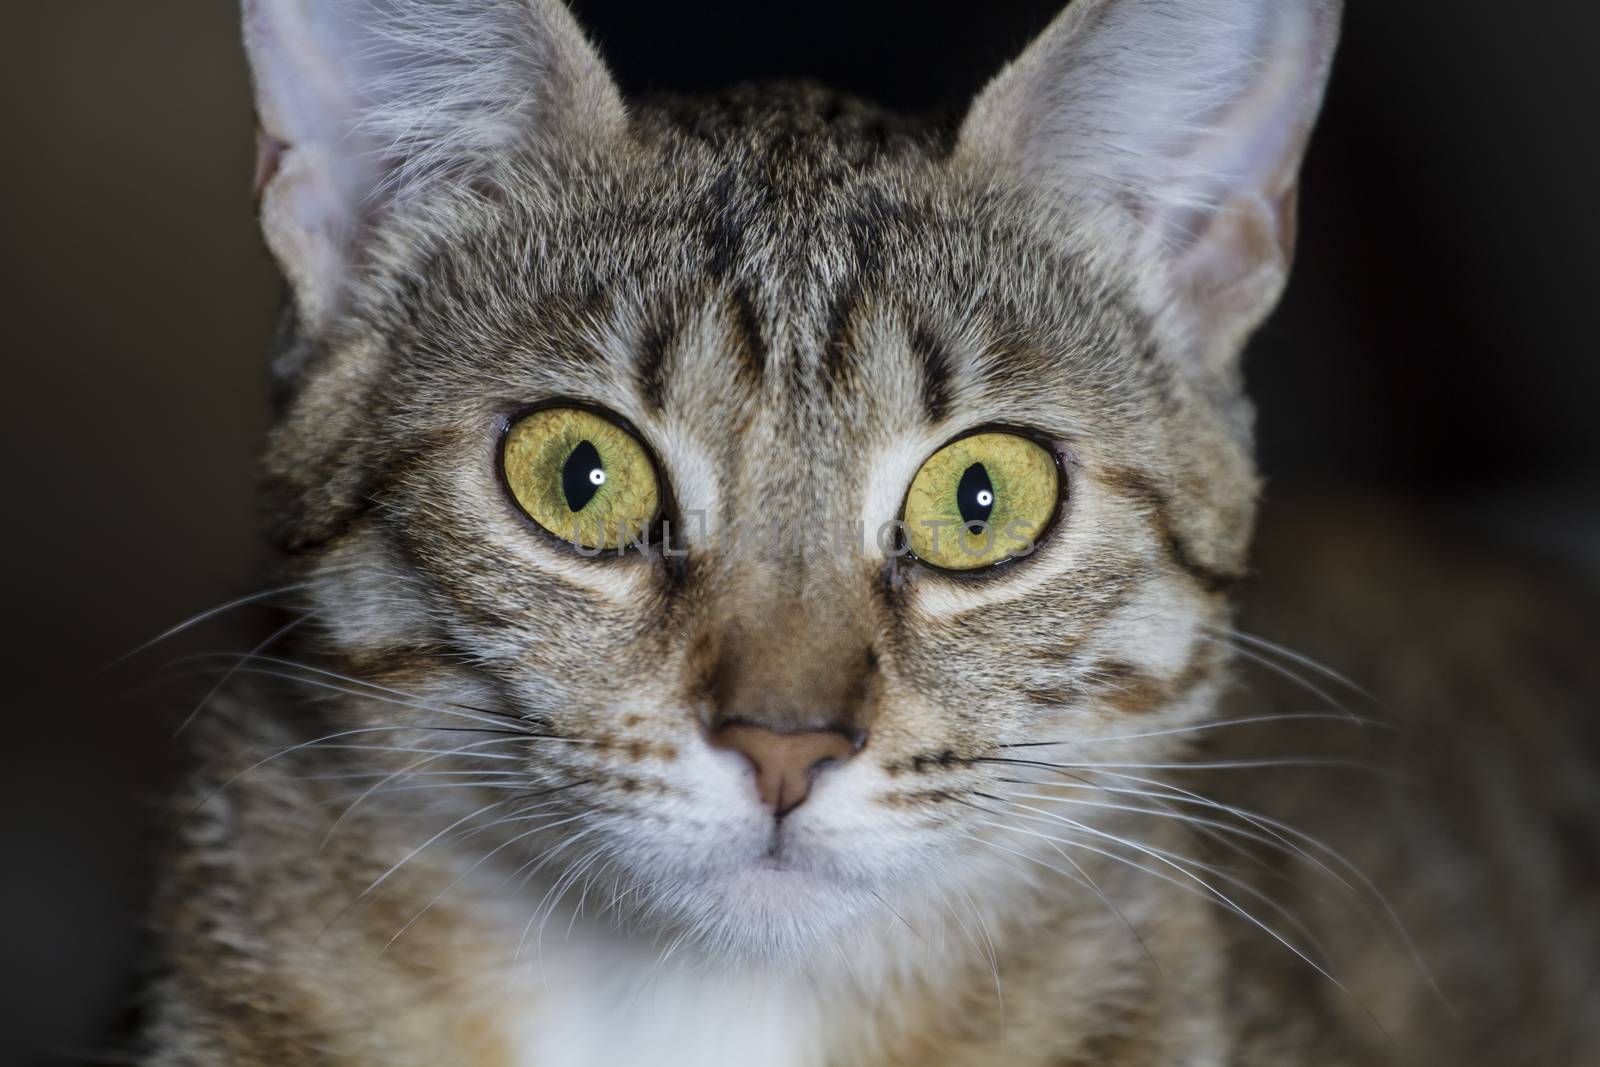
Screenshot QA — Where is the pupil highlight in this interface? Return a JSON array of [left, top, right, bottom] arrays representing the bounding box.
[[562, 439, 604, 512], [957, 462, 995, 533]]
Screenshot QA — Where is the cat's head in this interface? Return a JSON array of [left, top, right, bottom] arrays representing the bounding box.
[[243, 0, 1338, 962]]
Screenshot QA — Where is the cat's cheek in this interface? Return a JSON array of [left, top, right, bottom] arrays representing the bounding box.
[[308, 529, 438, 650]]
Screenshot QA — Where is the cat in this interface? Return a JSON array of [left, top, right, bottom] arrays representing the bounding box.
[[141, 0, 1600, 1064]]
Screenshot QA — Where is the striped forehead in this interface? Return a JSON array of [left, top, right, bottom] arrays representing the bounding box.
[[629, 287, 973, 429], [378, 141, 1144, 526], [382, 131, 1130, 442], [616, 286, 971, 540]]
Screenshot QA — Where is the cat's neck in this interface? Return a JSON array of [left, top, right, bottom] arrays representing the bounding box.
[[460, 821, 1214, 1067], [502, 936, 831, 1067]]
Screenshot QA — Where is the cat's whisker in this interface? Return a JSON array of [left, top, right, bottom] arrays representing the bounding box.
[[976, 755, 1408, 780], [562, 851, 608, 944], [1067, 767, 1444, 1001], [985, 761, 1275, 868], [106, 583, 310, 670], [1062, 769, 1391, 902], [189, 730, 528, 823], [315, 780, 537, 806], [174, 654, 539, 735], [826, 926, 868, 990], [296, 769, 536, 782], [1202, 623, 1379, 704], [928, 860, 1004, 1023], [173, 613, 319, 738], [291, 742, 526, 760], [1198, 634, 1360, 722], [469, 800, 588, 841], [414, 781, 589, 835], [556, 844, 617, 940], [993, 786, 1315, 868], [318, 795, 520, 944], [165, 666, 528, 740], [996, 772, 1362, 896], [997, 774, 1321, 885], [346, 787, 591, 960], [863, 885, 924, 944], [954, 823, 1161, 973], [380, 807, 594, 955], [649, 929, 693, 988], [956, 856, 1007, 1033], [993, 786, 1273, 868], [512, 823, 612, 977], [970, 816, 1347, 997], [317, 741, 530, 849], [316, 738, 593, 848], [982, 802, 1253, 882], [984, 798, 1333, 963], [1002, 711, 1392, 749], [208, 650, 528, 723]]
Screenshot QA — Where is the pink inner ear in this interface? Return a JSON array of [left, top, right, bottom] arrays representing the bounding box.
[[253, 127, 287, 203]]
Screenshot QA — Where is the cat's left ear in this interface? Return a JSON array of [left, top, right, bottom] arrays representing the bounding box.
[[958, 0, 1341, 377], [242, 0, 625, 335]]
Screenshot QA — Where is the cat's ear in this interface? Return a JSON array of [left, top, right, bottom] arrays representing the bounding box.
[[958, 0, 1340, 377], [242, 0, 624, 332]]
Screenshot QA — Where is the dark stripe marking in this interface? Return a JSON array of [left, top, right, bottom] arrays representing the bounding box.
[[727, 285, 766, 385], [635, 306, 679, 414], [910, 321, 955, 423], [820, 285, 864, 394], [1086, 647, 1217, 715], [703, 166, 744, 278], [1096, 465, 1242, 594]]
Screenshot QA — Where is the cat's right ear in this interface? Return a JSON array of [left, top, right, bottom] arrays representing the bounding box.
[[241, 0, 624, 335]]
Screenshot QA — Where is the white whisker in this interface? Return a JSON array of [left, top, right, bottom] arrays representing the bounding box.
[[173, 614, 318, 737], [109, 583, 309, 668], [1004, 711, 1391, 749], [1204, 624, 1378, 703]]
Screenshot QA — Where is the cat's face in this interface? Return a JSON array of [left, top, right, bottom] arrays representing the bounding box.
[[246, 0, 1335, 961]]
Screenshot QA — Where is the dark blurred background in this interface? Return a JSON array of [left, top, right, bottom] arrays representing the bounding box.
[[1, 1, 1595, 1063]]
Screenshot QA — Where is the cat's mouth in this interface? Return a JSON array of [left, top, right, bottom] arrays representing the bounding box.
[[714, 811, 847, 884], [759, 823, 796, 866], [756, 837, 797, 871], [730, 848, 847, 901]]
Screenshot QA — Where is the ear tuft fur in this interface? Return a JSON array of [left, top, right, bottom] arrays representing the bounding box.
[[958, 0, 1341, 376]]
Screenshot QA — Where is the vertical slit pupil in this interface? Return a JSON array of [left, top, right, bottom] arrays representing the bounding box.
[[562, 439, 604, 512], [957, 462, 995, 533]]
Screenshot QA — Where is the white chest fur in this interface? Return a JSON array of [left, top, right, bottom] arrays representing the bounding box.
[[507, 933, 830, 1067]]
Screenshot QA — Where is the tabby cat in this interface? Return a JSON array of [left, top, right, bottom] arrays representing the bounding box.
[[144, 1, 1600, 1064]]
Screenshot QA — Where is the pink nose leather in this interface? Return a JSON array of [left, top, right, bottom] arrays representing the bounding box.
[[711, 723, 858, 816]]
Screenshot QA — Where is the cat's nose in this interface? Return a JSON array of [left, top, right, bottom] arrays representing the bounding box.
[[710, 722, 862, 816]]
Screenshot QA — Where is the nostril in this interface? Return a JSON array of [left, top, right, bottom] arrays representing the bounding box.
[[709, 722, 862, 816]]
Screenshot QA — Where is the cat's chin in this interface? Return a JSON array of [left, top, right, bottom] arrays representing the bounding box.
[[688, 870, 883, 966], [587, 777, 932, 962], [649, 859, 885, 965]]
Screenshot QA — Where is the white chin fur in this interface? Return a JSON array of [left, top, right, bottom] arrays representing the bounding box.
[[654, 864, 883, 964]]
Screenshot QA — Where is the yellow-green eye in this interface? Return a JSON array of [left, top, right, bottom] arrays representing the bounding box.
[[501, 407, 660, 551], [902, 431, 1060, 571]]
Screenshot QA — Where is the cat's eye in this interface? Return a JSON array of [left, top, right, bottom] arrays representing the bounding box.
[[500, 407, 660, 551], [901, 431, 1061, 571]]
